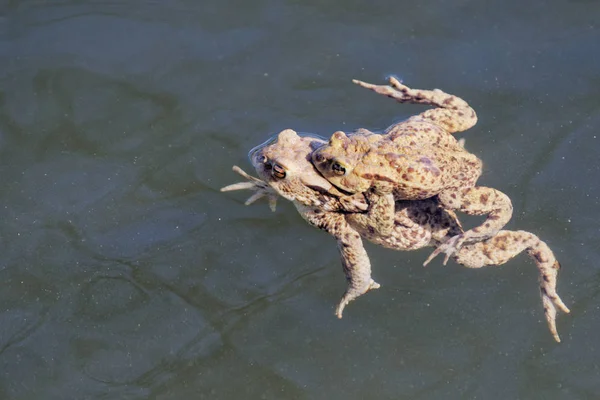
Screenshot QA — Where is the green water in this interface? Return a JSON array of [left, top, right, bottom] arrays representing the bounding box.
[[1, 1, 599, 399]]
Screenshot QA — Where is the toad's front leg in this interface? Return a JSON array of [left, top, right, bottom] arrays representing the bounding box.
[[220, 165, 279, 211], [353, 76, 477, 134], [355, 189, 397, 237], [300, 208, 380, 318], [425, 186, 513, 265], [335, 234, 381, 318]]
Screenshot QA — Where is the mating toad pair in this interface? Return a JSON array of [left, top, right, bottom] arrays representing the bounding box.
[[222, 77, 569, 342]]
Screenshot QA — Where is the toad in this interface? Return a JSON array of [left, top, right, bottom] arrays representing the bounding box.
[[221, 130, 569, 342], [311, 77, 513, 266]]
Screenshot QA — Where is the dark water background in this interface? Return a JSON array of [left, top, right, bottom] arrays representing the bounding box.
[[1, 1, 599, 399]]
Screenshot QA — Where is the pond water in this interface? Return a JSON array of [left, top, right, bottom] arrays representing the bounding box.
[[1, 1, 599, 399]]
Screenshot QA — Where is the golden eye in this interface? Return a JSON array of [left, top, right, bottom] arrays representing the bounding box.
[[257, 154, 268, 164], [331, 162, 346, 176], [272, 163, 286, 179]]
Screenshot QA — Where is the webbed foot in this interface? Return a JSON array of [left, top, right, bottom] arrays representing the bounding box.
[[352, 77, 413, 102], [542, 294, 569, 343], [423, 234, 465, 266], [335, 279, 381, 318], [220, 165, 279, 211]]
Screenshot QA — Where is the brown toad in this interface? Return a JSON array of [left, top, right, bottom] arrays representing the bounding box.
[[311, 77, 513, 266], [221, 129, 569, 342]]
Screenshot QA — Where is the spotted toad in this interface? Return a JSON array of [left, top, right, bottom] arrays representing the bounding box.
[[311, 77, 513, 266], [221, 129, 569, 342]]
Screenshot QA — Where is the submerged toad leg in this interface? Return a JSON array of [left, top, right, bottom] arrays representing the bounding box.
[[220, 165, 279, 211], [453, 230, 570, 342], [299, 207, 380, 318], [425, 187, 513, 265], [353, 76, 478, 134]]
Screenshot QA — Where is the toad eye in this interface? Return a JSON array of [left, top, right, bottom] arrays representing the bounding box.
[[331, 162, 346, 176], [272, 163, 286, 179], [313, 153, 325, 163]]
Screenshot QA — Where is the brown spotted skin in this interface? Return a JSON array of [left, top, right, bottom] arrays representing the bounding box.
[[221, 130, 569, 342], [455, 231, 569, 342], [311, 77, 513, 264]]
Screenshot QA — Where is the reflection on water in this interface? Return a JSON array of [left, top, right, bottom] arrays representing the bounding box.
[[1, 1, 599, 399]]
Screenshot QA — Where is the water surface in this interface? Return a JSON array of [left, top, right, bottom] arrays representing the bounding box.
[[1, 1, 599, 399]]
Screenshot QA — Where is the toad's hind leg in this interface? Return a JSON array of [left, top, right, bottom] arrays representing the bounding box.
[[352, 76, 477, 133], [454, 230, 570, 342], [427, 187, 513, 265]]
